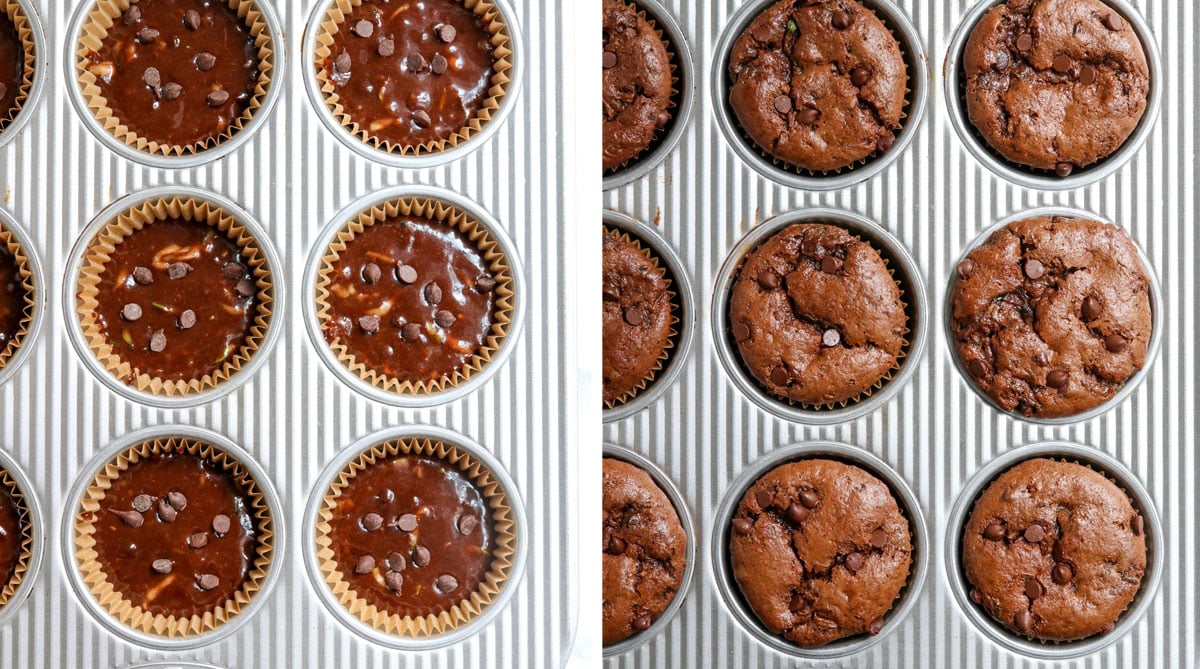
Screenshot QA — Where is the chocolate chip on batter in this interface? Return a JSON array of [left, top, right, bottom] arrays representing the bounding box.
[[206, 89, 230, 107], [354, 554, 375, 574], [149, 330, 167, 353], [431, 54, 448, 75], [121, 303, 143, 321], [110, 508, 144, 528], [423, 282, 443, 305], [196, 573, 220, 591], [183, 9, 201, 30], [361, 512, 383, 532], [160, 82, 183, 100], [435, 23, 457, 43], [412, 545, 432, 568], [152, 558, 174, 574], [397, 264, 418, 284], [212, 513, 232, 536], [178, 309, 197, 329], [136, 28, 160, 44], [167, 262, 191, 280], [156, 498, 178, 522], [195, 52, 217, 72], [351, 19, 374, 38], [377, 38, 395, 57], [188, 532, 209, 549]]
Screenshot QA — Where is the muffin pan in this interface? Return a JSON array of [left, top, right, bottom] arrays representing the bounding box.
[[604, 0, 1189, 666]]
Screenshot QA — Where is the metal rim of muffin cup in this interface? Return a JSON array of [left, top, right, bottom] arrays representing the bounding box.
[[709, 441, 929, 659], [59, 425, 286, 651], [302, 185, 527, 408], [300, 0, 525, 169], [710, 207, 928, 425], [709, 0, 930, 192], [0, 0, 48, 150], [121, 663, 227, 669], [943, 442, 1163, 659], [62, 186, 286, 409], [601, 443, 697, 657], [943, 0, 1163, 191], [0, 206, 45, 388], [63, 0, 288, 169], [601, 0, 695, 191], [0, 448, 43, 629], [301, 425, 529, 651], [942, 206, 1163, 426], [602, 211, 695, 423]]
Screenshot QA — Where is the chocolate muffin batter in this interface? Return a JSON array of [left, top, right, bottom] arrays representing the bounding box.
[[729, 223, 907, 406], [729, 459, 912, 647], [83, 451, 258, 619], [83, 0, 261, 148], [0, 10, 24, 125], [602, 228, 673, 406], [602, 458, 686, 645], [0, 245, 28, 358], [963, 0, 1150, 174], [0, 481, 24, 598], [322, 216, 496, 385], [963, 458, 1146, 641], [728, 0, 908, 172], [322, 0, 496, 150], [92, 218, 256, 384], [602, 0, 673, 171], [327, 453, 492, 618], [951, 216, 1151, 418]]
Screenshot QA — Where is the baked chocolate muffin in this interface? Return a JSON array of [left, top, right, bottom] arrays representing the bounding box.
[[963, 458, 1147, 641], [0, 7, 24, 126], [729, 223, 907, 406], [602, 458, 686, 645], [729, 459, 912, 647], [963, 0, 1150, 175], [602, 227, 674, 407], [602, 0, 674, 171], [951, 216, 1151, 418], [728, 0, 908, 172]]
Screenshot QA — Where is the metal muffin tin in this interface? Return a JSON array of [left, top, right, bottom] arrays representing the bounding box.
[[604, 0, 1194, 666]]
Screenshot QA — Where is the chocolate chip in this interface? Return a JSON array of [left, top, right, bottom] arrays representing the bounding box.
[[820, 256, 842, 274], [406, 54, 427, 73], [603, 51, 618, 69], [755, 489, 773, 509], [798, 107, 820, 124], [149, 330, 167, 353], [731, 322, 751, 342], [1046, 369, 1069, 389], [142, 67, 161, 88], [632, 613, 653, 630], [412, 110, 432, 128], [475, 275, 496, 291], [1014, 609, 1033, 633], [160, 82, 182, 100], [396, 513, 419, 532], [222, 262, 244, 280], [156, 498, 177, 522], [132, 266, 154, 285], [1081, 296, 1102, 321], [1024, 576, 1044, 600], [787, 503, 807, 524], [995, 50, 1009, 70], [850, 66, 872, 87], [1103, 13, 1124, 31], [431, 54, 448, 75], [1130, 514, 1143, 535], [606, 536, 627, 555], [983, 522, 1005, 540], [732, 518, 752, 535], [361, 512, 383, 532], [358, 315, 380, 334], [402, 322, 422, 342], [871, 528, 887, 549], [384, 570, 404, 591], [354, 555, 375, 574], [122, 6, 141, 25], [334, 50, 352, 75], [844, 552, 864, 573], [875, 132, 895, 153], [622, 306, 644, 326], [121, 303, 142, 321], [236, 278, 255, 297], [166, 491, 187, 511], [167, 262, 191, 280], [175, 309, 197, 331], [351, 19, 373, 38], [423, 282, 443, 305], [386, 551, 407, 571], [183, 9, 201, 30], [1055, 162, 1074, 177], [373, 37, 395, 58], [131, 494, 154, 513], [968, 359, 987, 377], [412, 545, 431, 567], [435, 574, 459, 593], [869, 617, 885, 635], [1104, 334, 1127, 353], [195, 52, 217, 72], [821, 328, 841, 348], [206, 514, 230, 538], [196, 573, 220, 591], [956, 259, 976, 280], [206, 89, 230, 107], [756, 270, 780, 289], [436, 309, 457, 328], [435, 23, 457, 43], [458, 514, 479, 535], [1052, 563, 1073, 584], [152, 558, 173, 574], [110, 508, 144, 528], [397, 264, 418, 284], [970, 588, 983, 604], [1016, 33, 1033, 51], [1024, 258, 1045, 280], [769, 366, 789, 386], [773, 94, 792, 114], [799, 490, 819, 509], [1078, 64, 1097, 85], [1024, 523, 1046, 543], [831, 10, 853, 30], [136, 28, 159, 44], [188, 532, 209, 549], [1100, 621, 1115, 634]]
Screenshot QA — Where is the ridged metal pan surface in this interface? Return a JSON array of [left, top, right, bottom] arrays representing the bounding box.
[[602, 0, 1196, 666], [0, 0, 579, 667]]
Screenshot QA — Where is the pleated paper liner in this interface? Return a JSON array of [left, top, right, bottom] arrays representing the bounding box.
[[314, 195, 515, 396], [314, 436, 517, 637], [75, 195, 275, 396], [602, 224, 679, 409], [74, 0, 276, 157], [313, 0, 513, 156], [603, 0, 681, 175], [0, 223, 34, 371], [728, 224, 912, 411], [0, 467, 32, 608], [72, 436, 275, 638], [0, 0, 36, 131]]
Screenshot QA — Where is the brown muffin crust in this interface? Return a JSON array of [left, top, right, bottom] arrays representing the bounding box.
[[602, 228, 674, 406], [602, 0, 673, 172], [602, 458, 686, 645], [963, 0, 1150, 174], [963, 458, 1147, 641], [729, 223, 906, 406], [951, 216, 1151, 418], [729, 459, 912, 647], [728, 0, 908, 172]]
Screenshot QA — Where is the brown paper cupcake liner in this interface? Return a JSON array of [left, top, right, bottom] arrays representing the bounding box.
[[75, 195, 275, 396], [0, 0, 36, 131], [74, 0, 275, 157], [604, 0, 681, 175], [602, 225, 679, 409], [314, 436, 517, 637], [0, 467, 33, 607], [313, 0, 514, 156], [72, 436, 275, 637], [314, 196, 515, 396], [0, 224, 35, 371]]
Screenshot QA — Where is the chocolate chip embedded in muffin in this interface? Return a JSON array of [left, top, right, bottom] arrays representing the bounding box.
[[602, 0, 674, 171], [602, 458, 686, 645], [963, 458, 1147, 641], [729, 459, 912, 647], [729, 223, 907, 406], [602, 228, 675, 406], [963, 0, 1150, 173], [951, 216, 1151, 418], [728, 0, 908, 172]]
